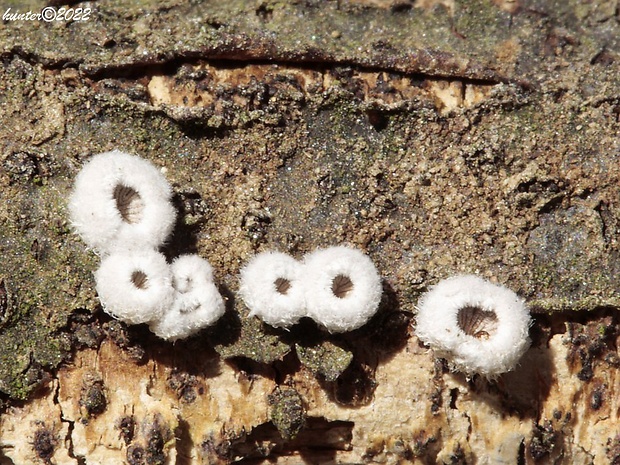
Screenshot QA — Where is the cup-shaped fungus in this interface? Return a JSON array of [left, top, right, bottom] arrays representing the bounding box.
[[95, 250, 174, 325], [239, 251, 306, 329], [149, 254, 225, 341], [68, 150, 176, 254], [303, 246, 382, 333], [415, 275, 531, 378]]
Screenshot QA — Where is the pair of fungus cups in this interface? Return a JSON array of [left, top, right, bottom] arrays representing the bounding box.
[[239, 246, 382, 333], [69, 150, 225, 341], [415, 275, 531, 378], [94, 252, 225, 340]]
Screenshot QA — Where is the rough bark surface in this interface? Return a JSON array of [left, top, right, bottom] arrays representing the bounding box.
[[0, 0, 620, 464]]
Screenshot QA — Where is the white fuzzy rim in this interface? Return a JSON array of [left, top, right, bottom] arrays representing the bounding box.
[[239, 251, 306, 328], [149, 254, 225, 341], [69, 150, 177, 254], [95, 251, 174, 325], [415, 275, 531, 377], [170, 254, 215, 294], [303, 246, 382, 333]]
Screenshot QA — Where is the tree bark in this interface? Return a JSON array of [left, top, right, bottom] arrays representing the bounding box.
[[1, 0, 619, 463]]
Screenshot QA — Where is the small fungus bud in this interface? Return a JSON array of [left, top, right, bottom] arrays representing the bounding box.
[[149, 254, 225, 341]]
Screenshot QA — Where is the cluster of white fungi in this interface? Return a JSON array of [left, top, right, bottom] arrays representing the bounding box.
[[69, 151, 531, 376], [69, 151, 224, 341]]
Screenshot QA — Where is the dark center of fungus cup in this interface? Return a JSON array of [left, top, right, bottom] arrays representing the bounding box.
[[114, 184, 145, 224], [332, 274, 354, 299], [131, 271, 149, 289], [457, 305, 498, 340], [274, 277, 291, 295]]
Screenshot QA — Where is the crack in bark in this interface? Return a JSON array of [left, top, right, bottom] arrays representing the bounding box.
[[1, 43, 524, 90], [53, 377, 81, 464]]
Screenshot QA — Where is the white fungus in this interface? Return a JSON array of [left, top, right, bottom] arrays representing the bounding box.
[[95, 250, 174, 325], [239, 251, 306, 329], [68, 150, 177, 254], [149, 254, 226, 341], [303, 246, 382, 333], [415, 274, 531, 378]]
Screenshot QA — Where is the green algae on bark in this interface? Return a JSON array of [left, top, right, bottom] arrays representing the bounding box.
[[295, 340, 354, 382], [268, 387, 306, 441], [0, 0, 517, 82], [209, 307, 291, 365], [0, 180, 97, 398]]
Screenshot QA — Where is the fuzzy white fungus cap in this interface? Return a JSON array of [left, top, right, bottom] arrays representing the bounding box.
[[415, 275, 531, 378], [149, 254, 226, 341], [239, 251, 306, 328], [303, 246, 382, 333], [95, 250, 174, 325], [68, 150, 177, 254]]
